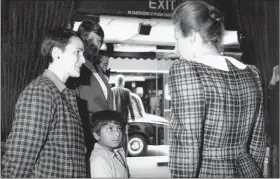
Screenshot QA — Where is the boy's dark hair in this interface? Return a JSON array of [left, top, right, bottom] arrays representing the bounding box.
[[90, 110, 125, 135], [41, 28, 80, 63]]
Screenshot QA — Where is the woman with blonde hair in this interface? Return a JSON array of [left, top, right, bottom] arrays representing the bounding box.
[[168, 1, 266, 177]]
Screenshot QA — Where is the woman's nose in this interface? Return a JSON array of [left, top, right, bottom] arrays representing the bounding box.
[[80, 54, 86, 63]]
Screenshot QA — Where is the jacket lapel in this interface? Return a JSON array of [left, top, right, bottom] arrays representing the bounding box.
[[85, 61, 111, 108]]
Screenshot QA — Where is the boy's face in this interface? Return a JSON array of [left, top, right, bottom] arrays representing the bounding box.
[[94, 122, 123, 150]]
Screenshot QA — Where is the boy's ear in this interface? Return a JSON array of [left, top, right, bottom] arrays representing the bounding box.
[[93, 132, 100, 141]]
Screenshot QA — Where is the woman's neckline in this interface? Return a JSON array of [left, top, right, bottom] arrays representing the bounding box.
[[185, 55, 247, 72]]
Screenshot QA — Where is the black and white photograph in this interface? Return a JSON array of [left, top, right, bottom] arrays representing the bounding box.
[[1, 0, 279, 178]]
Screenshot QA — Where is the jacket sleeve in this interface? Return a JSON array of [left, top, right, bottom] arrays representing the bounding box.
[[248, 66, 266, 171], [168, 61, 205, 177], [1, 84, 54, 177]]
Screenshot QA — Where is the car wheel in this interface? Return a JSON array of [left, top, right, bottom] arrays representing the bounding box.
[[128, 134, 147, 157]]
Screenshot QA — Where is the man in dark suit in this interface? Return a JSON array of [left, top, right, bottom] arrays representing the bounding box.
[[112, 74, 135, 156], [66, 20, 114, 177]]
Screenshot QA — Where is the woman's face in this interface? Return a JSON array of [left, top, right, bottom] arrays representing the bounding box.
[[59, 36, 85, 78]]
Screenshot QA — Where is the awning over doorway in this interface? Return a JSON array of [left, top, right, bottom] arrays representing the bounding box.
[[109, 57, 176, 74]]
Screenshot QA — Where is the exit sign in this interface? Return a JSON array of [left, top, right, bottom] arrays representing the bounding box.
[[76, 0, 181, 19], [149, 0, 176, 11], [75, 0, 238, 30]]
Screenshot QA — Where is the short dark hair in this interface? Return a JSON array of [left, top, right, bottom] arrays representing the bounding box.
[[41, 28, 80, 63], [172, 1, 224, 51], [78, 20, 104, 45], [90, 110, 125, 135]]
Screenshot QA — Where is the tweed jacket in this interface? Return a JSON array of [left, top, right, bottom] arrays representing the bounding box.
[[168, 58, 266, 178], [2, 70, 86, 178]]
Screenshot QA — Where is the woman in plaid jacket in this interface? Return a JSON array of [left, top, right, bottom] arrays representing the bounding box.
[[168, 1, 266, 178]]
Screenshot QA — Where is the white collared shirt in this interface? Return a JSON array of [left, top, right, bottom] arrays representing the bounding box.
[[93, 72, 108, 100], [85, 60, 108, 100], [90, 143, 129, 178]]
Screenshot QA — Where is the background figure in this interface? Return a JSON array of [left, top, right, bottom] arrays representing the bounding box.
[[149, 92, 157, 114], [66, 20, 114, 177], [156, 94, 163, 116], [112, 74, 135, 156], [169, 1, 266, 178], [267, 65, 279, 177], [2, 29, 86, 177], [142, 94, 150, 113]]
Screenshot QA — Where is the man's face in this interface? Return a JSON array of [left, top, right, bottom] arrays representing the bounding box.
[[59, 36, 85, 77], [99, 56, 109, 72], [94, 122, 123, 150], [84, 32, 103, 60]]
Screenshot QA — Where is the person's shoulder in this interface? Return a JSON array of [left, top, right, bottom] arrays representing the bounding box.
[[225, 56, 247, 70], [16, 76, 58, 104], [170, 59, 196, 70], [172, 58, 194, 66], [123, 88, 131, 93], [90, 152, 108, 162], [246, 64, 260, 73], [169, 59, 197, 75], [90, 148, 112, 163], [246, 64, 262, 82], [22, 75, 58, 94], [89, 154, 112, 174], [89, 152, 113, 177], [91, 146, 110, 157]]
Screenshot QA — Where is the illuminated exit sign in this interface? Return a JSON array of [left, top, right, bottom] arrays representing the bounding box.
[[149, 0, 176, 11], [76, 0, 182, 18]]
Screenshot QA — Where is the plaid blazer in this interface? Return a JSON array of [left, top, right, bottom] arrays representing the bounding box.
[[168, 59, 266, 178], [2, 71, 87, 178]]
